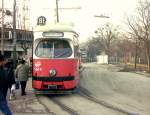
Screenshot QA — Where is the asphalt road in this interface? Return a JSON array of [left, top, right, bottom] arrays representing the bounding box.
[[38, 63, 150, 115], [80, 63, 150, 115]]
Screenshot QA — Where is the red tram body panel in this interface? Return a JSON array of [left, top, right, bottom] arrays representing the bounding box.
[[32, 59, 80, 90]]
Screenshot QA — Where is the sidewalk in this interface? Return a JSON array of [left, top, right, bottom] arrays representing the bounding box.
[[7, 78, 52, 115]]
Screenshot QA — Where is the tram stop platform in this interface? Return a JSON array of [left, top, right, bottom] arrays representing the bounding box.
[[6, 78, 52, 115]]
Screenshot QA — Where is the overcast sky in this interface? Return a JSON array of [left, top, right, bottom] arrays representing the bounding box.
[[3, 0, 139, 42]]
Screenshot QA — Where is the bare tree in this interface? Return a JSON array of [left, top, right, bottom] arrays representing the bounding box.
[[85, 37, 102, 62], [20, 41, 30, 55], [19, 33, 32, 55], [95, 23, 119, 60], [126, 0, 150, 72]]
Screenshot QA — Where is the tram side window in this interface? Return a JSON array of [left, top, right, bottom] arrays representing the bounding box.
[[54, 40, 72, 58], [35, 40, 53, 58]]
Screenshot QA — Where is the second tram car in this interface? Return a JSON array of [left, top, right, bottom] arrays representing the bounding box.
[[32, 23, 80, 93]]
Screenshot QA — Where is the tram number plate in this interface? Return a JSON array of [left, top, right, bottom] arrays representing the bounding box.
[[48, 85, 57, 89]]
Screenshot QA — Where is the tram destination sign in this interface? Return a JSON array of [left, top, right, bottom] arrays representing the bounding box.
[[42, 32, 64, 37]]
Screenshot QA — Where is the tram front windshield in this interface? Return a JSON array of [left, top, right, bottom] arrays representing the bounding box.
[[35, 39, 72, 58]]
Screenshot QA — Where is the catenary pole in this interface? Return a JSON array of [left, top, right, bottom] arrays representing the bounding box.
[[56, 0, 59, 23]]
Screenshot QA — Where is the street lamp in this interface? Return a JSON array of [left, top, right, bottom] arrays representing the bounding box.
[[94, 14, 110, 18], [94, 14, 110, 63]]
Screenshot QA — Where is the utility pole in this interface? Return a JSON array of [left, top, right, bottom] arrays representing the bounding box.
[[56, 0, 59, 23], [13, 0, 17, 68], [54, 0, 81, 23], [44, 0, 81, 23], [1, 0, 4, 55]]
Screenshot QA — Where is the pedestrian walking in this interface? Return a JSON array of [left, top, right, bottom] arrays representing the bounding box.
[[4, 60, 16, 100], [0, 55, 13, 115], [15, 59, 30, 96]]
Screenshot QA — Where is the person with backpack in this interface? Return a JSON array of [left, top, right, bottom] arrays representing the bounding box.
[[0, 55, 13, 115]]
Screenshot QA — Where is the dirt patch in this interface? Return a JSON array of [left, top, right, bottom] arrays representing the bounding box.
[[118, 64, 148, 72], [119, 67, 136, 72]]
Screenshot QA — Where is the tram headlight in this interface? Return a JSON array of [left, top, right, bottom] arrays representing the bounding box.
[[49, 69, 57, 77]]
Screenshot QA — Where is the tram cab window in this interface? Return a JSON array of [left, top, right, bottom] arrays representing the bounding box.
[[54, 40, 72, 58], [35, 39, 72, 58], [35, 40, 53, 58]]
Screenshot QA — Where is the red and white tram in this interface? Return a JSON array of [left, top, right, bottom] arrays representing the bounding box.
[[32, 23, 80, 93]]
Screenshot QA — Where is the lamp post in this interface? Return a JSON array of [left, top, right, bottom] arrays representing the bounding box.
[[94, 14, 110, 63], [13, 0, 17, 68], [1, 0, 4, 55]]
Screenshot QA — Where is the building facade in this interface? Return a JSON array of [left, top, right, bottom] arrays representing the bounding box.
[[0, 27, 33, 58]]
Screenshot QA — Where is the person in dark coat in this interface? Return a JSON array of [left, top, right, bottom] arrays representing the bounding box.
[[0, 55, 13, 115], [4, 59, 16, 98]]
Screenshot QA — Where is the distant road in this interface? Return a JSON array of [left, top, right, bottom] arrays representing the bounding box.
[[80, 63, 150, 115]]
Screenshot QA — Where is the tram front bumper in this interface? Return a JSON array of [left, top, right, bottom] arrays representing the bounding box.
[[32, 76, 77, 90]]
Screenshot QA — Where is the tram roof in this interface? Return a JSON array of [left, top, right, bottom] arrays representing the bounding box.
[[34, 23, 78, 36]]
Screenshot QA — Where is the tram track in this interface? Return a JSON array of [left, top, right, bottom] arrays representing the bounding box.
[[78, 87, 139, 115], [37, 88, 139, 115], [51, 97, 79, 115]]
